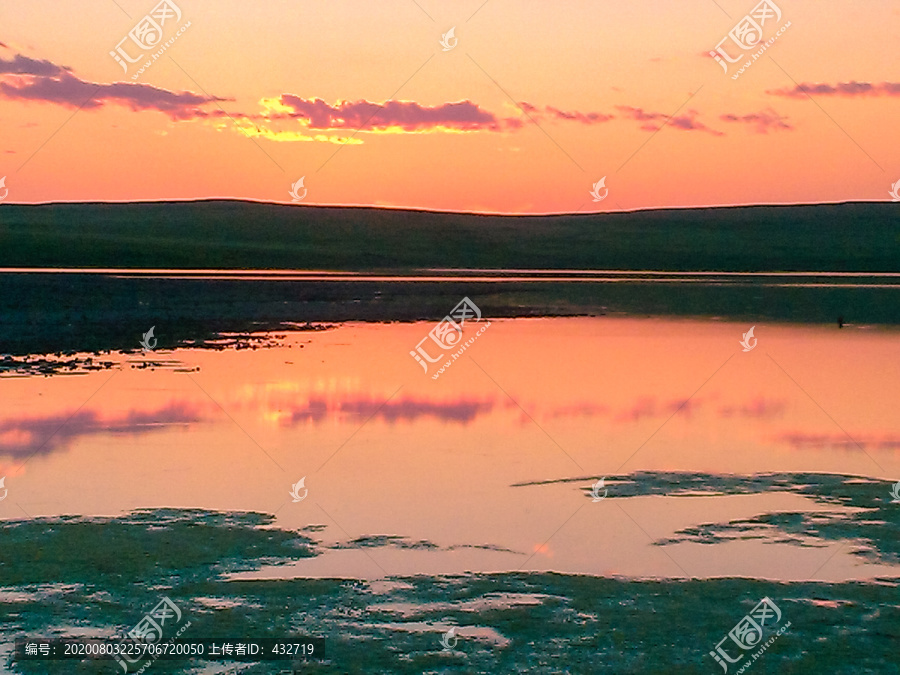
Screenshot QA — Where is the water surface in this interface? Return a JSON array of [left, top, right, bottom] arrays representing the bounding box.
[[3, 318, 897, 584]]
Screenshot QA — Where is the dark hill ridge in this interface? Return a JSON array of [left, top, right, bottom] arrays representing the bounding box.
[[0, 200, 898, 271]]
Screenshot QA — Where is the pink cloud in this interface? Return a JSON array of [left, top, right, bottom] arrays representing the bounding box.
[[718, 397, 787, 418], [614, 396, 704, 423], [276, 95, 502, 132], [616, 105, 664, 123], [720, 109, 792, 133], [0, 402, 204, 458], [542, 403, 611, 420], [281, 394, 496, 425], [517, 102, 615, 125], [768, 81, 900, 98], [1, 48, 738, 145], [774, 432, 900, 450], [616, 105, 723, 135]]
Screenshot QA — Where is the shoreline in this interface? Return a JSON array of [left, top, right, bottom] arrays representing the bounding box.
[[1, 272, 899, 358]]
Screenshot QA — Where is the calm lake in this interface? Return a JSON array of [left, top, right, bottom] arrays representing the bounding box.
[[3, 317, 898, 586]]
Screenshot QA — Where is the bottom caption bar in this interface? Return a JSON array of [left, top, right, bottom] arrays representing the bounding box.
[[15, 638, 323, 661]]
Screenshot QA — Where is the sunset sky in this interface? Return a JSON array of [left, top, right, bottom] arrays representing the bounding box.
[[2, 0, 899, 213]]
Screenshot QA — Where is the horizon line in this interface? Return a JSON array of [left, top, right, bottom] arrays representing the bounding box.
[[0, 198, 896, 218]]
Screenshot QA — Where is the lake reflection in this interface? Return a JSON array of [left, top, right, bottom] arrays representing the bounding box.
[[1, 318, 898, 582]]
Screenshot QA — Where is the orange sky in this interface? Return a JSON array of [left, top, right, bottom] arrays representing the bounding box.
[[1, 0, 899, 213]]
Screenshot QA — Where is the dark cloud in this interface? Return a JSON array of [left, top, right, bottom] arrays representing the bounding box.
[[0, 53, 68, 77], [0, 52, 226, 119]]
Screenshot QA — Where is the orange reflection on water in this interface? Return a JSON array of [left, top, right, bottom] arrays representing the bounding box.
[[1, 318, 898, 581]]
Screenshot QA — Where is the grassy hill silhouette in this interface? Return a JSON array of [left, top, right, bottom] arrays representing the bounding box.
[[1, 200, 897, 271], [1, 200, 898, 356]]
